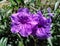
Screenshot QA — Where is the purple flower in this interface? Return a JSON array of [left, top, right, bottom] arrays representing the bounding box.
[[17, 8, 30, 13], [47, 7, 54, 17], [48, 13, 54, 17], [11, 8, 38, 37], [47, 7, 51, 13], [11, 8, 52, 39], [32, 11, 51, 39]]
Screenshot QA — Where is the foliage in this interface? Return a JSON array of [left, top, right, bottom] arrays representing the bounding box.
[[0, 37, 8, 46], [0, 0, 60, 46]]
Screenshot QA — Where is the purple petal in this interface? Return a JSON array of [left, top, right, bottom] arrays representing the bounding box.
[[17, 8, 30, 13], [47, 7, 51, 13], [47, 18, 52, 23], [48, 13, 54, 17], [19, 24, 32, 37], [37, 11, 43, 17], [11, 13, 20, 22], [36, 27, 51, 38], [11, 25, 20, 33], [36, 28, 46, 37]]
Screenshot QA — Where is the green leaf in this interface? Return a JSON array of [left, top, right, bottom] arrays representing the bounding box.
[[54, 1, 60, 11], [47, 37, 53, 46], [18, 41, 24, 46], [36, 0, 41, 6], [16, 0, 21, 4], [9, 0, 17, 6], [0, 37, 8, 46], [20, 0, 24, 5]]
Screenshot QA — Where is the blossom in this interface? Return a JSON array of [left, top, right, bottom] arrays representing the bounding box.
[[17, 8, 30, 13], [47, 7, 51, 13], [47, 7, 54, 17], [11, 8, 51, 39], [32, 11, 51, 39], [48, 13, 54, 17], [11, 8, 38, 37]]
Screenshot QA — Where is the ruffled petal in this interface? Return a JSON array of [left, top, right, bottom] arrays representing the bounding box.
[[11, 24, 20, 33], [48, 13, 54, 17], [36, 28, 46, 37], [19, 24, 32, 37], [17, 8, 30, 13], [36, 27, 51, 39], [11, 13, 20, 22]]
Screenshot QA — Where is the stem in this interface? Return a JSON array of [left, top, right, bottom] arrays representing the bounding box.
[[17, 33, 23, 42], [47, 37, 53, 46], [30, 6, 38, 11], [34, 39, 37, 46], [30, 35, 37, 46]]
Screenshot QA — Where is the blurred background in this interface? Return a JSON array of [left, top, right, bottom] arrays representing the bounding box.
[[0, 0, 60, 46]]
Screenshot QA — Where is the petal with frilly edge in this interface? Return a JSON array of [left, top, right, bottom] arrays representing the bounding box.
[[19, 24, 32, 37], [36, 27, 51, 39], [17, 8, 30, 13], [36, 28, 46, 37]]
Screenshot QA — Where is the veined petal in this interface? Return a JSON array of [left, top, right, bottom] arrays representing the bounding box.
[[36, 28, 46, 37], [11, 13, 20, 22], [19, 24, 32, 37]]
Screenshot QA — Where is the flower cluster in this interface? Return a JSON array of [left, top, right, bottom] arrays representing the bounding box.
[[11, 8, 52, 39]]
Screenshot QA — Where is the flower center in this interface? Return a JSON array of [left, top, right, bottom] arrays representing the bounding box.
[[18, 16, 29, 24], [38, 23, 46, 28], [38, 24, 42, 28]]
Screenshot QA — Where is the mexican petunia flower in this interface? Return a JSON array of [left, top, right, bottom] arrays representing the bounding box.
[[47, 7, 51, 13], [11, 8, 38, 37], [11, 8, 51, 39], [47, 7, 54, 17], [32, 11, 52, 39]]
